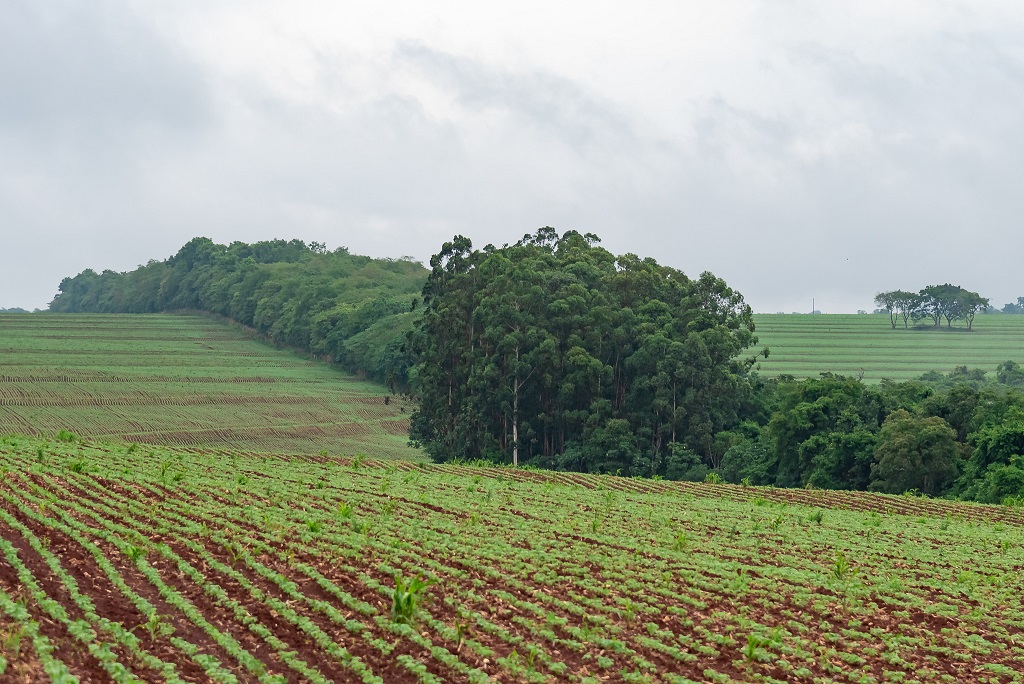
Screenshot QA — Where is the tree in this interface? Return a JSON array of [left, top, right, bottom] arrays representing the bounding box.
[[873, 290, 920, 329], [892, 291, 922, 329], [914, 284, 986, 330], [918, 284, 961, 328], [409, 228, 761, 472], [1002, 297, 1024, 314], [874, 291, 900, 329], [956, 290, 989, 331], [870, 409, 959, 495]]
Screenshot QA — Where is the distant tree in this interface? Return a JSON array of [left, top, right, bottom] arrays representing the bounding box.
[[873, 290, 921, 329], [918, 284, 960, 328], [916, 284, 986, 329], [997, 361, 1024, 388], [873, 291, 900, 329], [893, 291, 921, 329], [956, 290, 989, 331], [1002, 297, 1024, 314], [870, 409, 959, 495]]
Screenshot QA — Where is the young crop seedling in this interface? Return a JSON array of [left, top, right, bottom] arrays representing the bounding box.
[[391, 575, 433, 624]]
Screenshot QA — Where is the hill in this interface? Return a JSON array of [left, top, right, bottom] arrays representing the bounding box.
[[752, 313, 1024, 382], [1, 436, 1022, 681], [0, 313, 420, 459]]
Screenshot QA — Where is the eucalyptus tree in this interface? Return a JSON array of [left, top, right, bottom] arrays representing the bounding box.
[[409, 228, 763, 475]]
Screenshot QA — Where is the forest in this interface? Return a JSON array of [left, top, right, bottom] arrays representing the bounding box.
[[49, 232, 1024, 503]]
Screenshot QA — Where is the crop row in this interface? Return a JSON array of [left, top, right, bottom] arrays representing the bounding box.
[[3, 437, 1024, 682]]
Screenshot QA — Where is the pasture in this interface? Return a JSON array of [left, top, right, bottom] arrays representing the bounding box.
[[0, 313, 418, 459], [1, 436, 1022, 682], [751, 313, 1024, 382]]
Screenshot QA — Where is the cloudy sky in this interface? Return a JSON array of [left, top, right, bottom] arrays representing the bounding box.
[[3, 1, 1023, 312]]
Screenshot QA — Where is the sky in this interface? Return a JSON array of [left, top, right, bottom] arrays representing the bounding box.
[[3, 1, 1024, 313]]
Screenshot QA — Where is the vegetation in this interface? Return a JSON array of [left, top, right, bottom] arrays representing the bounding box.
[[48, 237, 427, 389], [0, 312, 419, 459], [409, 228, 765, 473], [1, 436, 1022, 682], [874, 284, 988, 330], [1001, 297, 1024, 314], [38, 235, 1024, 502], [752, 313, 1024, 382]]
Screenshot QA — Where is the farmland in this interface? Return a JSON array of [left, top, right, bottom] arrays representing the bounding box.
[[0, 313, 419, 459], [2, 436, 1023, 682], [752, 313, 1024, 382]]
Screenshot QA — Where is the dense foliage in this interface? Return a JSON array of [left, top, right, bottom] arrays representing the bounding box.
[[45, 233, 1024, 503], [49, 238, 427, 387], [409, 228, 765, 474], [723, 369, 1024, 503]]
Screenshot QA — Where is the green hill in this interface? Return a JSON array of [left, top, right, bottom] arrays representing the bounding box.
[[0, 312, 421, 459], [752, 313, 1024, 382]]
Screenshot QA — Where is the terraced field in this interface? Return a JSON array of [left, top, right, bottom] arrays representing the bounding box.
[[2, 437, 1023, 682], [0, 314, 418, 459], [752, 314, 1024, 382]]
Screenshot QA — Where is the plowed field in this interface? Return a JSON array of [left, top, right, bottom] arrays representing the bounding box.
[[2, 437, 1022, 682]]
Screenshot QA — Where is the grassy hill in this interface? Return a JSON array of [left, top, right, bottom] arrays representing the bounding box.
[[0, 313, 420, 459], [1, 436, 1022, 681], [752, 313, 1024, 382]]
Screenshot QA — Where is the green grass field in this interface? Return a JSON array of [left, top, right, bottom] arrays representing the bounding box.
[[751, 313, 1024, 382], [1, 436, 1022, 682], [0, 313, 420, 459]]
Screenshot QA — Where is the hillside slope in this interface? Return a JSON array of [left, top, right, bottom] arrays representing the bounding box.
[[0, 313, 420, 459]]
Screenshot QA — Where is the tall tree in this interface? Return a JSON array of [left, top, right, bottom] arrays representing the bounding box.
[[409, 228, 762, 474]]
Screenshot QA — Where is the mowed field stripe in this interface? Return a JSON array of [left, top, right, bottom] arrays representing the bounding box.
[[752, 313, 1024, 381]]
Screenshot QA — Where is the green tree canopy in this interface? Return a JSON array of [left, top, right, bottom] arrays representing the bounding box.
[[409, 228, 763, 474], [870, 409, 959, 495]]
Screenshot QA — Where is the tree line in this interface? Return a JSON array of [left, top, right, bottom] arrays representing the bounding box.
[[48, 233, 1024, 503], [49, 237, 427, 388], [874, 285, 989, 330]]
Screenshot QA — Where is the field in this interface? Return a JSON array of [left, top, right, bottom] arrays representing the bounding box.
[[0, 313, 418, 459], [751, 314, 1024, 382], [2, 437, 1023, 683]]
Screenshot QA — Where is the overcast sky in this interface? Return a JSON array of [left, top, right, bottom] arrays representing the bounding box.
[[3, 1, 1023, 312]]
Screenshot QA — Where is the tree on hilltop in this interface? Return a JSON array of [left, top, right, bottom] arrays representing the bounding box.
[[874, 290, 921, 329]]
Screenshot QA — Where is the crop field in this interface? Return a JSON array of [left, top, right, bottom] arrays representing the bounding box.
[[0, 314, 418, 459], [752, 314, 1024, 382], [2, 437, 1023, 682]]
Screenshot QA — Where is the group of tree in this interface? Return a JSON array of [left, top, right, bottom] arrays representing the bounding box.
[[1002, 297, 1024, 314], [49, 237, 427, 388], [49, 231, 1024, 503], [718, 369, 1024, 504], [408, 228, 765, 474], [874, 285, 989, 330]]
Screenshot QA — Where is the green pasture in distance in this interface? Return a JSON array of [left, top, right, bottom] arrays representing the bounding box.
[[751, 313, 1024, 382], [0, 313, 422, 459]]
